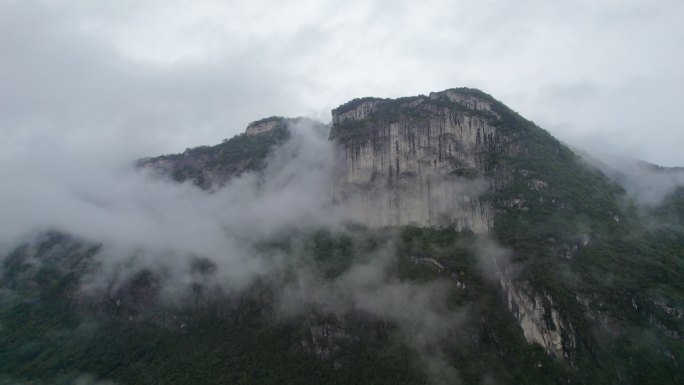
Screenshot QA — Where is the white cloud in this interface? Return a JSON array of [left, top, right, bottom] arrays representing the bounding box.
[[1, 0, 682, 166]]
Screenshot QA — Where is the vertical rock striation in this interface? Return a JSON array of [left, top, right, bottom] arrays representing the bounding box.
[[329, 89, 515, 232], [497, 270, 577, 360]]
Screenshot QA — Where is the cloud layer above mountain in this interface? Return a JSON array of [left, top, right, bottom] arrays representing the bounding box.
[[1, 0, 683, 167]]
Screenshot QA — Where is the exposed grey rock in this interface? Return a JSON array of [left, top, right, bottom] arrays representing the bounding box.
[[246, 116, 285, 136], [497, 269, 577, 360], [330, 89, 518, 232]]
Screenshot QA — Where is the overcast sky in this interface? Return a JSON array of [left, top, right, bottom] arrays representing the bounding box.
[[1, 0, 683, 166]]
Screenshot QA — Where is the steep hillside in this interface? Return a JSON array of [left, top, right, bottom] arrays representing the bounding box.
[[1, 88, 682, 385], [1, 229, 580, 385], [138, 116, 325, 188], [329, 88, 683, 377]]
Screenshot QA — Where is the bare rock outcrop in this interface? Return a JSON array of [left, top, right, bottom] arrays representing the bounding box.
[[329, 89, 517, 232]]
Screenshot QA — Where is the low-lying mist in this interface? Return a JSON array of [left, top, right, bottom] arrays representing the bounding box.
[[1, 120, 349, 287], [579, 152, 684, 208], [0, 119, 497, 384]]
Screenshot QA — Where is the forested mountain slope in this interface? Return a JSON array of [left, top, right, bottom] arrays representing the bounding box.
[[1, 88, 682, 385]]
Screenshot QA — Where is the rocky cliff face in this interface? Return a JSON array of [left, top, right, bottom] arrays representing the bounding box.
[[497, 269, 577, 360], [329, 89, 516, 232], [246, 116, 285, 136]]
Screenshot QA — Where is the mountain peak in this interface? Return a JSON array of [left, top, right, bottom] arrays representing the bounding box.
[[245, 116, 288, 136]]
